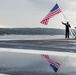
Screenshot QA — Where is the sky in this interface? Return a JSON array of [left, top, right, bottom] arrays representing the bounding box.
[[0, 0, 76, 29]]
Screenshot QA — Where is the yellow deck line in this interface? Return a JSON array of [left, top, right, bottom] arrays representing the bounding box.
[[18, 38, 76, 43], [48, 39, 76, 42]]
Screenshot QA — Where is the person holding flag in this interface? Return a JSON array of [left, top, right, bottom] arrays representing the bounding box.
[[40, 3, 72, 39], [61, 21, 71, 38]]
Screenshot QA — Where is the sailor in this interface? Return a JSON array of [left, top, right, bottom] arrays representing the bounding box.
[[61, 21, 71, 38], [74, 27, 76, 39]]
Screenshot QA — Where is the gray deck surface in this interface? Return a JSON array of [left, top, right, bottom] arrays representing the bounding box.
[[0, 39, 76, 52]]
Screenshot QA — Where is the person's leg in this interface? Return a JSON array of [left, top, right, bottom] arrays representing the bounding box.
[[67, 30, 69, 38], [65, 31, 67, 38], [66, 32, 68, 38]]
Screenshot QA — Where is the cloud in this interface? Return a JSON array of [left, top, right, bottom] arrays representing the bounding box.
[[59, 0, 76, 12], [26, 0, 56, 11], [0, 0, 76, 28]]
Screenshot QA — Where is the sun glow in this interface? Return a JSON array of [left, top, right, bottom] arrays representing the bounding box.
[[0, 24, 10, 28]]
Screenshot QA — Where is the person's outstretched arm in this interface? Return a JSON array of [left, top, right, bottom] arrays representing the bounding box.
[[61, 22, 66, 25]]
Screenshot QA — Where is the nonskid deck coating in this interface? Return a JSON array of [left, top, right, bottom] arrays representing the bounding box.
[[0, 38, 76, 52]]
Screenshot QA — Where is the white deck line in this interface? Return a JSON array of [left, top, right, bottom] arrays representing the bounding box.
[[0, 74, 9, 75], [0, 48, 76, 57]]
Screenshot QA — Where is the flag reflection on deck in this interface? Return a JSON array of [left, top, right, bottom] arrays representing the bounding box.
[[41, 54, 61, 72]]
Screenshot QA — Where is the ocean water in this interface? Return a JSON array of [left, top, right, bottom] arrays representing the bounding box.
[[0, 35, 65, 40]]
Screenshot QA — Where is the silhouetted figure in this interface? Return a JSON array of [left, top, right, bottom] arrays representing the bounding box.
[[61, 22, 71, 38], [74, 27, 76, 39]]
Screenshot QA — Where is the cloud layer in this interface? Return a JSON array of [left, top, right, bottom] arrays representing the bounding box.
[[0, 0, 76, 28]]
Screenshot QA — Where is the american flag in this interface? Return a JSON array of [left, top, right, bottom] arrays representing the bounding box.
[[41, 54, 61, 72], [40, 3, 62, 25]]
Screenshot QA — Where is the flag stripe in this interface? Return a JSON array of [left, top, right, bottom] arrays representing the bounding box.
[[40, 18, 49, 25], [40, 3, 62, 25], [44, 8, 61, 20], [42, 54, 61, 72], [42, 54, 61, 71], [42, 55, 60, 68], [49, 8, 61, 17], [46, 58, 60, 68]]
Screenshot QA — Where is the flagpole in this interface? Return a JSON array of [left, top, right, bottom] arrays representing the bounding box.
[[61, 12, 67, 22], [61, 12, 76, 38], [59, 6, 76, 38], [55, 1, 66, 21], [56, 0, 76, 28], [61, 11, 75, 38], [55, 0, 67, 22], [55, 1, 75, 38]]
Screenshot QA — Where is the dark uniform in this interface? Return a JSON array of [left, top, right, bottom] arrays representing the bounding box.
[[62, 22, 71, 38]]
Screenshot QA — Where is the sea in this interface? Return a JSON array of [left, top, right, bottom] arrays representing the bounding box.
[[0, 34, 65, 40]]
